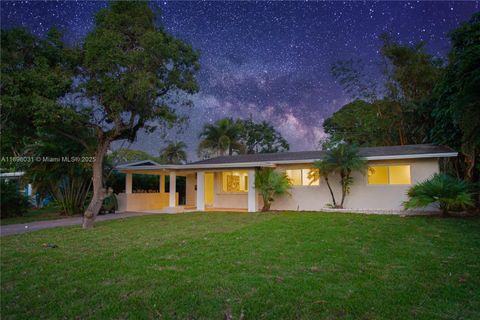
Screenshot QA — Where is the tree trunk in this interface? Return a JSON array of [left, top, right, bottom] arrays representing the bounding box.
[[261, 193, 272, 212], [324, 176, 337, 208], [82, 139, 110, 229], [440, 204, 450, 218], [339, 172, 347, 209]]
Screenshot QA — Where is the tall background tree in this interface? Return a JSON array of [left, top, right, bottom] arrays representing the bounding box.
[[238, 118, 289, 154], [328, 35, 443, 148], [429, 13, 480, 183], [74, 1, 199, 227], [197, 117, 289, 158], [159, 141, 187, 164], [0, 27, 94, 216], [107, 148, 158, 165], [198, 118, 244, 157], [0, 27, 75, 165], [325, 13, 479, 198]]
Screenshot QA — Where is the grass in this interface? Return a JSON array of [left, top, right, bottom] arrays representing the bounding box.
[[0, 205, 78, 225], [1, 212, 479, 319]]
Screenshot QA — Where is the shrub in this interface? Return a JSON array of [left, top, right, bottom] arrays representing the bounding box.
[[313, 143, 367, 208], [403, 173, 474, 216], [0, 180, 29, 218], [255, 168, 292, 211], [101, 194, 118, 214]]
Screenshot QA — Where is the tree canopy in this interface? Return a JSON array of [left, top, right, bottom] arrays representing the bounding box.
[[198, 117, 290, 158], [73, 1, 200, 227], [198, 118, 244, 157], [0, 28, 76, 163], [429, 13, 480, 181], [238, 118, 289, 154], [326, 13, 479, 187], [159, 141, 188, 164]]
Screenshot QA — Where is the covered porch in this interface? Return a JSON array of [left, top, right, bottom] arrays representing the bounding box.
[[116, 161, 260, 213]]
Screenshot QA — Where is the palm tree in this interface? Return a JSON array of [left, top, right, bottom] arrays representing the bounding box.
[[311, 160, 338, 207], [255, 168, 292, 211], [404, 173, 473, 217], [198, 118, 245, 157], [159, 141, 187, 164], [313, 143, 367, 208]]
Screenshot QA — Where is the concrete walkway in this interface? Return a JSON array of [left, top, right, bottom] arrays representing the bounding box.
[[0, 211, 173, 237]]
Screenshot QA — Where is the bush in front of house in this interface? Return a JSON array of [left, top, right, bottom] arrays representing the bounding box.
[[0, 180, 30, 218], [403, 173, 474, 216], [100, 194, 118, 214], [255, 168, 292, 211]]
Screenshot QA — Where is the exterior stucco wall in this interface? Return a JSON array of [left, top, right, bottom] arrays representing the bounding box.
[[212, 172, 248, 209], [268, 158, 439, 211], [117, 192, 178, 211], [185, 173, 196, 207]]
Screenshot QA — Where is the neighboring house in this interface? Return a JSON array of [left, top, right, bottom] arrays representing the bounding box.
[[0, 171, 31, 196], [0, 171, 44, 207], [116, 144, 457, 213]]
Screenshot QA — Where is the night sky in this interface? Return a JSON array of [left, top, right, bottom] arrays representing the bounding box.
[[2, 1, 478, 160]]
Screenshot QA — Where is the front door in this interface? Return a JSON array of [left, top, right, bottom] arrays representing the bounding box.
[[204, 173, 214, 207]]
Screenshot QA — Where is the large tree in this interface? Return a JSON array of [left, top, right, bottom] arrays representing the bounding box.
[[323, 99, 392, 147], [198, 118, 244, 157], [159, 141, 187, 164], [238, 118, 289, 154], [328, 35, 443, 147], [429, 13, 480, 183], [0, 28, 94, 214], [75, 2, 199, 228], [107, 148, 158, 165], [0, 28, 74, 163]]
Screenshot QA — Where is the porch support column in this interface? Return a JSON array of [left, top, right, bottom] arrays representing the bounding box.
[[125, 173, 132, 194], [159, 174, 165, 193], [196, 171, 205, 211], [248, 169, 256, 212], [169, 171, 176, 207]]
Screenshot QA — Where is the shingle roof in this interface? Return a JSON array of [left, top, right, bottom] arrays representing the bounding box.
[[190, 144, 456, 165]]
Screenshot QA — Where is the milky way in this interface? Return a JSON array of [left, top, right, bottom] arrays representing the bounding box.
[[1, 1, 478, 160]]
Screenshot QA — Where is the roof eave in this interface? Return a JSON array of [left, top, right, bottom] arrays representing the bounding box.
[[116, 152, 457, 172]]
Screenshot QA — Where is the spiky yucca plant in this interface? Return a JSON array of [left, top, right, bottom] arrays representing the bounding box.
[[403, 173, 473, 216], [255, 168, 292, 212]]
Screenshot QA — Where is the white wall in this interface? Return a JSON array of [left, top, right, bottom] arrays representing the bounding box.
[[117, 192, 177, 212], [185, 173, 196, 207], [213, 172, 248, 209], [269, 158, 439, 211]]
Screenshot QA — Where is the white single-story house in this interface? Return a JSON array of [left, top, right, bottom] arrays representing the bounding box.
[[115, 144, 457, 213]]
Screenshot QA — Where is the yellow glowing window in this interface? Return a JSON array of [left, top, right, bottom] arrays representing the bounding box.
[[286, 169, 302, 186], [303, 169, 320, 186], [368, 166, 389, 184], [389, 165, 411, 184], [368, 165, 411, 185], [222, 171, 248, 192], [286, 169, 320, 186]]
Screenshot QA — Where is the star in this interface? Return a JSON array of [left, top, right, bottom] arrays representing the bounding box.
[[0, 0, 477, 159]]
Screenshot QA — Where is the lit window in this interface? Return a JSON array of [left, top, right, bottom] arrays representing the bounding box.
[[368, 165, 411, 185], [368, 166, 389, 184], [286, 169, 302, 186], [222, 171, 248, 192], [389, 165, 411, 184], [286, 169, 320, 186], [303, 169, 320, 186]]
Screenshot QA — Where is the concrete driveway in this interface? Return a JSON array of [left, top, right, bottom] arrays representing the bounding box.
[[0, 211, 172, 237]]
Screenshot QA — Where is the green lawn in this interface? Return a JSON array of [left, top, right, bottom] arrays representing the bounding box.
[[0, 205, 77, 225], [1, 212, 479, 319]]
